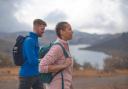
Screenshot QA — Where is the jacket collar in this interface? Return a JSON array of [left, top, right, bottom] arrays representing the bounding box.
[[55, 37, 69, 48], [56, 37, 68, 44], [29, 32, 38, 39]]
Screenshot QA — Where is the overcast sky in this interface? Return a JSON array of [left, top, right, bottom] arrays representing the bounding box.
[[0, 0, 128, 34]]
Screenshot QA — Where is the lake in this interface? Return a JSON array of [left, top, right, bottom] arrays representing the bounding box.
[[69, 44, 110, 69]]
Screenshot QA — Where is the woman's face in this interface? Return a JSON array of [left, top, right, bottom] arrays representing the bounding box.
[[61, 24, 73, 41]]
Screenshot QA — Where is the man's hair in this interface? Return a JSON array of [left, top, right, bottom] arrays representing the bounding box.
[[33, 19, 47, 26], [55, 22, 68, 38]]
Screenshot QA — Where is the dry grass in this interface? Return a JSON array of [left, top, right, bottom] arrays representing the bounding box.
[[0, 67, 19, 80], [0, 67, 18, 74], [115, 69, 128, 75], [0, 67, 128, 79], [0, 67, 128, 89], [73, 69, 128, 77]]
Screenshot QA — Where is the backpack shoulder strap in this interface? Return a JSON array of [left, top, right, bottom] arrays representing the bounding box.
[[53, 42, 69, 58], [52, 42, 68, 89], [54, 43, 65, 89], [52, 42, 69, 78]]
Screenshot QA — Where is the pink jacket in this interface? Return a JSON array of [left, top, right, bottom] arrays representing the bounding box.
[[39, 38, 73, 89]]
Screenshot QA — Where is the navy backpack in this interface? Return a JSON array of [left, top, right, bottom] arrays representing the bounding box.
[[12, 35, 28, 66]]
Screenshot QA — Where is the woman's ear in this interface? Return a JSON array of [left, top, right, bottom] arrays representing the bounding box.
[[60, 29, 63, 37]]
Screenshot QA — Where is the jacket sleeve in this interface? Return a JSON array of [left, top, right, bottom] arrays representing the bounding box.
[[23, 38, 38, 66], [39, 45, 63, 73]]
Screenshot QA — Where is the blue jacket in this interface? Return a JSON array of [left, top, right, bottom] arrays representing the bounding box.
[[19, 32, 39, 77]]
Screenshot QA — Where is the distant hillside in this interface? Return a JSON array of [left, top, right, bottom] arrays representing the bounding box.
[[39, 30, 56, 45], [0, 39, 12, 54], [70, 31, 120, 45], [0, 30, 126, 66], [0, 30, 120, 45], [0, 30, 123, 55], [0, 38, 13, 66], [82, 32, 128, 55]]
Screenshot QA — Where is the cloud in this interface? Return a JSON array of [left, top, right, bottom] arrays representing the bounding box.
[[1, 0, 128, 34], [0, 0, 30, 32], [74, 0, 126, 34], [44, 9, 67, 24], [79, 14, 118, 34], [120, 0, 128, 31]]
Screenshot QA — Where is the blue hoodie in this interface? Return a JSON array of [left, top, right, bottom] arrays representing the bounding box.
[[19, 32, 39, 77]]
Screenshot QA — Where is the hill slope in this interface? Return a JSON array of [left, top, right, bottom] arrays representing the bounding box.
[[83, 33, 128, 55]]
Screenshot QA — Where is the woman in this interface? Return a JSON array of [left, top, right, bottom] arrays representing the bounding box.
[[39, 21, 73, 89]]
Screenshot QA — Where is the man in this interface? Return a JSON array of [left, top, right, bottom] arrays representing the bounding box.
[[19, 19, 47, 89]]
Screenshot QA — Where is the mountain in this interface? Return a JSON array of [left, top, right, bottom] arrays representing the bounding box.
[[0, 38, 12, 54], [0, 38, 13, 66], [70, 31, 120, 45], [39, 30, 56, 45], [0, 30, 122, 55], [0, 30, 126, 66], [0, 30, 118, 45], [82, 32, 128, 55]]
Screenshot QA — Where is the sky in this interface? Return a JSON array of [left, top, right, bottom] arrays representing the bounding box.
[[0, 0, 128, 34]]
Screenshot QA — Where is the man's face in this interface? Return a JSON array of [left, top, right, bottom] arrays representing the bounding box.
[[34, 24, 46, 37]]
